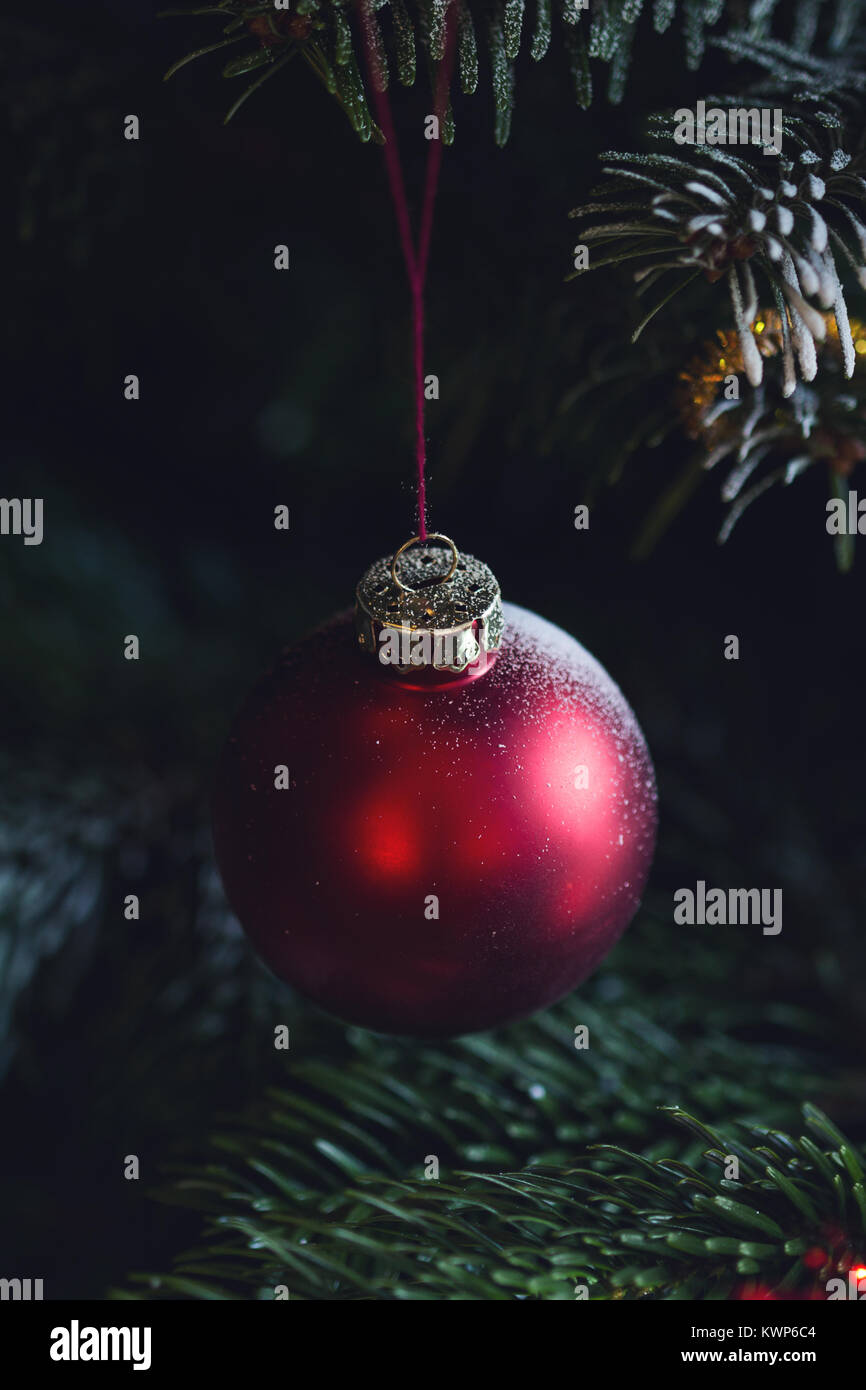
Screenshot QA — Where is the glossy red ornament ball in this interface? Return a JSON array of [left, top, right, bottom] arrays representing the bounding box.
[[212, 603, 657, 1037]]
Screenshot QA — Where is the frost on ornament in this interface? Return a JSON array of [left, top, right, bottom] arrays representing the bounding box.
[[212, 602, 657, 1037]]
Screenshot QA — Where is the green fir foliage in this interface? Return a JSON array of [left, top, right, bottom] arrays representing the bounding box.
[[162, 0, 866, 142], [118, 1094, 864, 1299]]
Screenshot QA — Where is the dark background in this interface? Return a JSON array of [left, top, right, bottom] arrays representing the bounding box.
[[1, 1, 864, 1297]]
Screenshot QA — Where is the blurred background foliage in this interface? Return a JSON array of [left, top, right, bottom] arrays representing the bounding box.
[[1, 0, 864, 1297]]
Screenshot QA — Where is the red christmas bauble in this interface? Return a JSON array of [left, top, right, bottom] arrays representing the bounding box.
[[213, 571, 657, 1037]]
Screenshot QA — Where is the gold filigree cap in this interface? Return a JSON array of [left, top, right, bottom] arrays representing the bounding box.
[[355, 534, 503, 677]]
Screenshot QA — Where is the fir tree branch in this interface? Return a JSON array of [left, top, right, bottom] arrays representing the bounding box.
[[571, 96, 866, 384], [161, 0, 866, 140], [117, 1103, 865, 1299]]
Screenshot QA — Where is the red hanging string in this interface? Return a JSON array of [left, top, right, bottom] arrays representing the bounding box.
[[357, 1, 457, 541]]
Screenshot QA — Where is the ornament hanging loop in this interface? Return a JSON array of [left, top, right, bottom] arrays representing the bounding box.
[[390, 534, 459, 595]]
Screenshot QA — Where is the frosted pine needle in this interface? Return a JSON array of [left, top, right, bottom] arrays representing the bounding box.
[[571, 98, 866, 386]]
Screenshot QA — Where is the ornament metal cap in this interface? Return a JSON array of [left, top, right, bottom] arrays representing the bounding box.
[[355, 534, 503, 681]]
